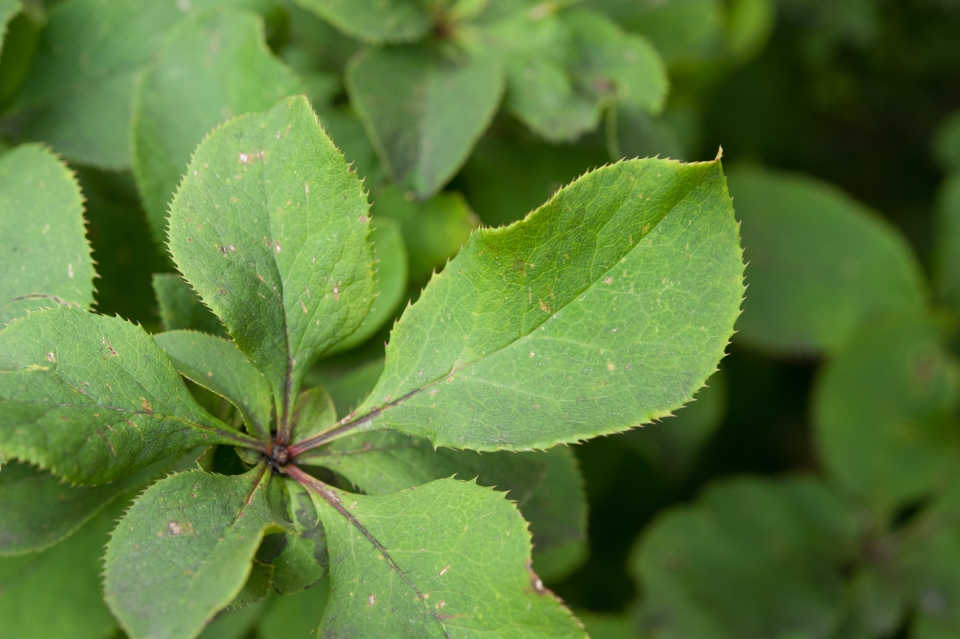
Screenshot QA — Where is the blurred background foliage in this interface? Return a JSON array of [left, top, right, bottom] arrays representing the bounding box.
[[2, 0, 960, 637]]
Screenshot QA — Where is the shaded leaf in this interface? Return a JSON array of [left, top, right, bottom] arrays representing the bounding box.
[[347, 158, 743, 451], [934, 173, 960, 312], [304, 475, 585, 637], [153, 273, 227, 336], [631, 476, 857, 639], [327, 217, 407, 354], [8, 0, 276, 168], [155, 330, 274, 439], [305, 355, 385, 418], [132, 7, 301, 244], [257, 479, 329, 595], [0, 308, 249, 484], [934, 110, 960, 172], [0, 496, 126, 639], [104, 467, 289, 639], [167, 95, 375, 440], [607, 103, 685, 163], [728, 166, 926, 356], [813, 315, 960, 519], [621, 369, 726, 480], [457, 132, 609, 227], [292, 0, 432, 45], [371, 185, 478, 285], [231, 561, 274, 608], [0, 144, 93, 326], [0, 453, 186, 556], [197, 598, 270, 639], [291, 385, 337, 443], [258, 579, 330, 639], [347, 43, 504, 198]]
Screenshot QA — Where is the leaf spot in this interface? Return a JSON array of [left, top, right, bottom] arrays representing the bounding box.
[[68, 263, 74, 278], [368, 595, 376, 606], [438, 564, 451, 577]]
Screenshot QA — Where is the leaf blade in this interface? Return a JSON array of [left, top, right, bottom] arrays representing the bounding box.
[[0, 308, 248, 484], [167, 95, 375, 436], [0, 144, 94, 326], [104, 466, 289, 639], [347, 158, 744, 451]]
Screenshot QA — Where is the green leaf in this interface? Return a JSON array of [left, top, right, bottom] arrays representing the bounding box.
[[934, 110, 960, 172], [0, 143, 94, 326], [813, 315, 960, 518], [132, 7, 302, 244], [167, 95, 375, 440], [727, 166, 926, 356], [724, 0, 776, 62], [0, 0, 21, 56], [153, 273, 227, 336], [0, 308, 249, 484], [8, 0, 276, 168], [607, 103, 685, 163], [603, 0, 725, 68], [621, 369, 726, 480], [934, 173, 960, 312], [372, 185, 479, 286], [258, 579, 330, 639], [0, 454, 185, 555], [574, 612, 639, 639], [305, 355, 385, 417], [458, 132, 609, 227], [257, 479, 329, 595], [327, 217, 408, 354], [104, 466, 290, 639], [303, 475, 585, 637], [197, 598, 271, 639], [0, 496, 126, 639], [631, 476, 857, 639], [293, 0, 432, 44], [300, 431, 587, 580], [489, 8, 667, 143], [155, 330, 274, 438], [347, 43, 505, 198], [291, 385, 337, 443], [231, 560, 274, 607], [343, 158, 743, 451]]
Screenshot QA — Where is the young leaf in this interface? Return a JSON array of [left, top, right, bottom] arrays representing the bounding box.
[[257, 479, 329, 594], [0, 496, 126, 639], [293, 0, 433, 44], [155, 330, 274, 438], [132, 7, 302, 244], [347, 43, 505, 198], [0, 0, 19, 55], [0, 308, 253, 484], [371, 185, 479, 286], [813, 315, 960, 519], [8, 0, 276, 168], [934, 173, 960, 312], [104, 466, 290, 639], [0, 144, 94, 326], [326, 217, 408, 355], [727, 166, 926, 356], [321, 158, 744, 452], [153, 273, 227, 336], [167, 95, 375, 440], [295, 472, 586, 637], [631, 476, 857, 639], [300, 430, 587, 580], [0, 454, 184, 555]]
